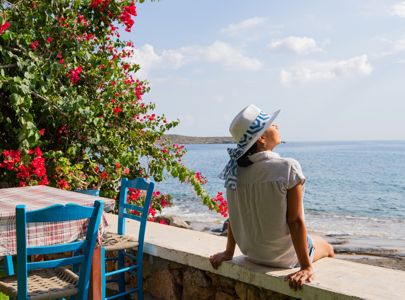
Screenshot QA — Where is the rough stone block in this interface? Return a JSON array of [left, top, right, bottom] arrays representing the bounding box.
[[215, 291, 237, 300], [144, 268, 179, 300], [235, 282, 247, 300], [183, 268, 211, 288]]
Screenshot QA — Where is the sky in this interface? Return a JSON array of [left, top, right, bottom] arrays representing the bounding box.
[[121, 0, 405, 141]]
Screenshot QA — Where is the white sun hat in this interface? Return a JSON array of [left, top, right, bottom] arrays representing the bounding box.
[[220, 104, 280, 190]]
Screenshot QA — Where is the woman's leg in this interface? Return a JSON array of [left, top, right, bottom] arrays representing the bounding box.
[[312, 235, 335, 262]]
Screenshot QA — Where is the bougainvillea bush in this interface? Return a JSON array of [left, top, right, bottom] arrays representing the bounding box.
[[0, 0, 227, 219]]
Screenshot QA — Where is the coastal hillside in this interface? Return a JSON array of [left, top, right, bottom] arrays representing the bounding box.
[[164, 134, 234, 144]]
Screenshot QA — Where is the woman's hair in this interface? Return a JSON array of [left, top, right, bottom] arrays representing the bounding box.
[[237, 143, 257, 167]]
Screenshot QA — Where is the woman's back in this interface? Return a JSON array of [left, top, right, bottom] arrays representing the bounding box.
[[227, 150, 305, 268]]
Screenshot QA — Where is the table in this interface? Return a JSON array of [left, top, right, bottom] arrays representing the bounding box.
[[0, 185, 116, 299]]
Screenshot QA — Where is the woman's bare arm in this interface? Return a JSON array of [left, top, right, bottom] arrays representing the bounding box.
[[286, 182, 314, 290], [209, 222, 236, 269]]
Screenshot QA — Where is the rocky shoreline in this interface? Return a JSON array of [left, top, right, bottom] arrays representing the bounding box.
[[164, 134, 234, 144], [157, 214, 405, 272]]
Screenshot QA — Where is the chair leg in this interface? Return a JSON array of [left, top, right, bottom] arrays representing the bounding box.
[[118, 250, 126, 295], [4, 255, 14, 276], [137, 266, 143, 300], [101, 247, 106, 300]]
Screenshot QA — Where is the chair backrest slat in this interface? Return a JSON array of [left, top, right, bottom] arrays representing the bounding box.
[[26, 203, 96, 223], [123, 212, 142, 222], [16, 200, 104, 300], [123, 203, 143, 212], [27, 255, 85, 271], [125, 177, 150, 190], [27, 240, 87, 255]]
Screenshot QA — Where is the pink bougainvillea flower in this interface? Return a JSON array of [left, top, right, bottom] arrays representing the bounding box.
[[39, 128, 45, 136], [46, 37, 53, 43]]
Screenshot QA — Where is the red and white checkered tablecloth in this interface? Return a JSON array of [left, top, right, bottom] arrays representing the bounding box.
[[0, 186, 116, 256]]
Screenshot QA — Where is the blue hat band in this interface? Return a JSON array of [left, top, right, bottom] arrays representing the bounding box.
[[220, 111, 271, 190]]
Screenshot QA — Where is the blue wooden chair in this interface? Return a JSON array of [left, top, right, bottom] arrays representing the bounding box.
[[0, 200, 104, 300], [0, 256, 14, 277], [101, 177, 154, 300], [76, 189, 100, 197]]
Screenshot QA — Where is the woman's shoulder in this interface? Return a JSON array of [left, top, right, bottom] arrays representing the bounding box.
[[274, 156, 302, 169]]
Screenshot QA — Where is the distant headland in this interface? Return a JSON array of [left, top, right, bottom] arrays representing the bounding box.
[[164, 134, 234, 144]]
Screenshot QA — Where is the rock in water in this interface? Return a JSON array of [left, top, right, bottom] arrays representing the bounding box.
[[155, 215, 190, 229]]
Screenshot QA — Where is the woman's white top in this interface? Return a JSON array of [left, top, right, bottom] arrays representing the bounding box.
[[227, 150, 306, 268]]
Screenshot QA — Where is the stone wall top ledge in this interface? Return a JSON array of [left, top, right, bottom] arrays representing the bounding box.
[[105, 213, 405, 300]]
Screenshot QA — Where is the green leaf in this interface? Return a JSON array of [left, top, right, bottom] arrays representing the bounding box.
[[10, 93, 23, 106]]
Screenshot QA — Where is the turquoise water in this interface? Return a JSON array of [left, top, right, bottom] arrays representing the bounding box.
[[156, 141, 405, 240]]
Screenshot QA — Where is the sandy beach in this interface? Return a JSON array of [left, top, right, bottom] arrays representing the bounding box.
[[326, 234, 405, 271]]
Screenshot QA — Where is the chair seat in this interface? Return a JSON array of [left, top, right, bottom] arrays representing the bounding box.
[[0, 267, 78, 300], [102, 232, 139, 251]]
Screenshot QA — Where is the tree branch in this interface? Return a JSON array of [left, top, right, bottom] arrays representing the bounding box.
[[30, 91, 68, 117], [0, 63, 17, 69]]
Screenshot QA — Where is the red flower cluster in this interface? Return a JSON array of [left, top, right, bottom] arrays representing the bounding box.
[[126, 188, 171, 221], [57, 179, 70, 190], [90, 0, 111, 10], [0, 148, 49, 187], [100, 171, 108, 179], [56, 52, 65, 64], [76, 14, 88, 26], [57, 124, 69, 137], [195, 172, 208, 184], [30, 40, 39, 50], [213, 192, 228, 218], [68, 66, 83, 84], [113, 106, 123, 115], [120, 3, 137, 32], [135, 80, 144, 100], [0, 21, 10, 35], [173, 144, 186, 159]]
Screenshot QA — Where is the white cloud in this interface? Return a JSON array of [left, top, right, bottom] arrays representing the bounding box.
[[280, 55, 372, 86], [371, 37, 405, 58], [391, 2, 405, 17], [393, 38, 405, 52], [127, 41, 262, 76], [203, 41, 263, 70], [268, 36, 323, 55], [221, 17, 267, 36], [127, 44, 188, 77]]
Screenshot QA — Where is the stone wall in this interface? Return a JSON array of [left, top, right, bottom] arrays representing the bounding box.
[[139, 254, 297, 300]]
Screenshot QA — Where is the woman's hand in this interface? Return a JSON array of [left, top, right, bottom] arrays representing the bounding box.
[[285, 266, 314, 290], [209, 251, 233, 269]]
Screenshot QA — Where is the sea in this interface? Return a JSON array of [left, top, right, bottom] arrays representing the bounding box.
[[156, 141, 405, 250]]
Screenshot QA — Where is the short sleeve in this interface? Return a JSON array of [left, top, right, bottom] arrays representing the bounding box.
[[287, 159, 306, 189]]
